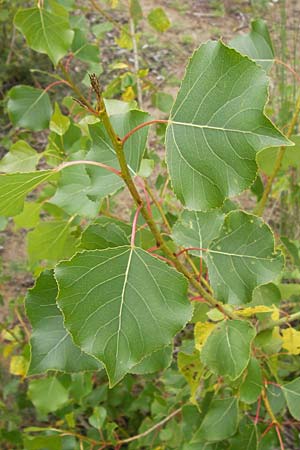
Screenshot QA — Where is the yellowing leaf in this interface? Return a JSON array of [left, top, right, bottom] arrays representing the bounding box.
[[10, 355, 28, 377], [122, 86, 136, 101], [237, 305, 274, 317], [3, 343, 17, 358], [271, 308, 280, 321], [282, 328, 300, 355], [178, 351, 202, 404], [194, 322, 216, 351]]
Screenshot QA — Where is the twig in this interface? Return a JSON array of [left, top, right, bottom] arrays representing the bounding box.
[[117, 407, 182, 444], [131, 205, 142, 247], [122, 119, 169, 144]]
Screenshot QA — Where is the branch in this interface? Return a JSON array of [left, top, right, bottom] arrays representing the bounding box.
[[89, 76, 237, 320], [259, 310, 300, 332], [117, 408, 182, 445]]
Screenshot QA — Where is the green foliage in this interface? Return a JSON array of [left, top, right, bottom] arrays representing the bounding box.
[[1, 4, 300, 449]]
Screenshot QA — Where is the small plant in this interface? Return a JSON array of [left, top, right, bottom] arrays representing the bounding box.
[[1, 1, 300, 448]]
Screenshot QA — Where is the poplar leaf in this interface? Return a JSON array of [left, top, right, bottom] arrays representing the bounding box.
[[0, 141, 40, 173], [192, 397, 239, 443], [166, 41, 291, 211], [236, 305, 274, 317], [230, 19, 274, 71], [26, 271, 101, 375], [281, 328, 300, 355], [178, 351, 203, 404], [172, 209, 224, 257], [206, 211, 283, 305], [55, 246, 192, 386], [50, 103, 70, 136], [28, 377, 69, 415], [148, 8, 171, 32], [201, 320, 256, 380], [7, 86, 52, 131], [27, 220, 78, 267], [282, 377, 300, 420], [240, 357, 263, 404], [194, 322, 216, 351], [0, 171, 55, 216], [14, 7, 74, 65]]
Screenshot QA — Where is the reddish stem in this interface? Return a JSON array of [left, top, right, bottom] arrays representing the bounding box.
[[261, 422, 274, 440], [147, 246, 160, 252], [136, 178, 152, 218], [255, 395, 262, 425], [176, 247, 208, 257], [266, 381, 282, 388], [148, 252, 176, 267], [131, 205, 142, 247], [64, 53, 74, 72], [191, 296, 208, 303], [121, 119, 169, 145], [44, 80, 71, 93], [56, 160, 122, 177], [275, 424, 285, 450]]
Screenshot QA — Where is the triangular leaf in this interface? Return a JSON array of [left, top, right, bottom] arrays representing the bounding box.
[[26, 270, 101, 374], [55, 246, 191, 386], [166, 41, 291, 211], [230, 19, 274, 71], [7, 86, 52, 131], [27, 377, 69, 414], [14, 7, 74, 65], [201, 320, 256, 380], [206, 211, 283, 305]]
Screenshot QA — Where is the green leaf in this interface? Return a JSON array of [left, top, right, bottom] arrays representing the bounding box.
[[14, 202, 41, 229], [206, 211, 283, 305], [81, 223, 129, 250], [230, 19, 274, 71], [251, 283, 281, 307], [27, 219, 79, 267], [7, 86, 52, 131], [24, 435, 62, 450], [130, 345, 172, 374], [257, 135, 300, 175], [72, 29, 99, 63], [192, 397, 238, 443], [230, 417, 258, 450], [89, 406, 107, 429], [172, 209, 224, 257], [26, 270, 102, 374], [0, 141, 40, 173], [0, 171, 54, 216], [49, 164, 102, 218], [148, 7, 171, 32], [152, 92, 174, 114], [240, 357, 263, 404], [166, 41, 290, 211], [282, 377, 300, 420], [201, 320, 256, 380], [87, 110, 150, 198], [50, 102, 70, 136], [55, 246, 191, 386], [281, 236, 300, 266], [28, 376, 69, 414], [14, 7, 74, 65]]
